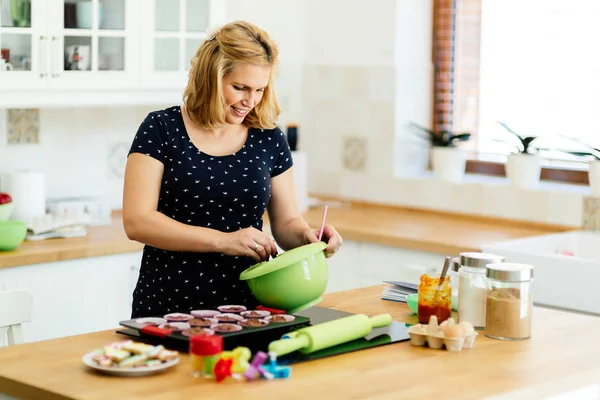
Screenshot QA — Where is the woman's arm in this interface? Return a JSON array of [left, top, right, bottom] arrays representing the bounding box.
[[267, 168, 343, 257], [123, 153, 223, 252]]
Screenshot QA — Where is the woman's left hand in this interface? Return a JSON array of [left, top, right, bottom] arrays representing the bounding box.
[[304, 225, 343, 258]]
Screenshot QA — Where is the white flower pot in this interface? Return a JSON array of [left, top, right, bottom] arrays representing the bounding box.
[[430, 147, 466, 183], [589, 160, 600, 197], [506, 153, 541, 189]]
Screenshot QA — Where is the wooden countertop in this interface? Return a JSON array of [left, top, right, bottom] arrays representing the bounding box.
[[1, 285, 599, 400], [0, 201, 570, 269]]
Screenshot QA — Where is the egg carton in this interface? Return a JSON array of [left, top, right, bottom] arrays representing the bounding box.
[[407, 316, 478, 352]]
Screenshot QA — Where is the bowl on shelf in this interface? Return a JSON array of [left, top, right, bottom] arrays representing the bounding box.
[[0, 202, 14, 221], [406, 293, 418, 314], [239, 242, 328, 314], [0, 220, 27, 251]]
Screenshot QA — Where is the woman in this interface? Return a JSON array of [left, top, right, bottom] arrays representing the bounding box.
[[123, 21, 343, 318]]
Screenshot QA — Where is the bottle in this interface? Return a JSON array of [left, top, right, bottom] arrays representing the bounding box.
[[485, 262, 534, 340], [189, 334, 223, 378], [457, 252, 505, 329], [417, 273, 452, 324]]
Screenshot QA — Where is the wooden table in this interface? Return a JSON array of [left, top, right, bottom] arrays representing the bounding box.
[[1, 285, 599, 400]]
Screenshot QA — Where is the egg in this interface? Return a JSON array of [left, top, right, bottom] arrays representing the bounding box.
[[439, 318, 456, 331], [443, 324, 464, 339], [458, 321, 475, 336]]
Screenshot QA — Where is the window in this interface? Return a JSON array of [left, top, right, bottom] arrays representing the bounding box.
[[434, 0, 600, 184]]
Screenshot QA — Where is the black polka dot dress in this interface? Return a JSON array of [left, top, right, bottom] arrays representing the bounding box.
[[128, 106, 293, 318]]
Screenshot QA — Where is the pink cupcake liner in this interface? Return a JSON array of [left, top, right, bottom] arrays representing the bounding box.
[[190, 310, 220, 318], [265, 314, 296, 323], [135, 317, 167, 326], [217, 305, 247, 313], [240, 310, 271, 319], [214, 313, 244, 322], [158, 322, 191, 331], [163, 313, 194, 322], [238, 318, 270, 328], [189, 317, 218, 327], [210, 323, 243, 333], [181, 328, 215, 337]]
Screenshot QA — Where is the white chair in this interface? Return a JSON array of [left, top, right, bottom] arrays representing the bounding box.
[[0, 289, 33, 346]]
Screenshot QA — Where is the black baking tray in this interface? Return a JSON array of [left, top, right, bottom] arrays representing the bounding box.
[[116, 313, 311, 354]]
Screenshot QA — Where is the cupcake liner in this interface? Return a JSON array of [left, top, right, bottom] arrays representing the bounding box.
[[181, 328, 215, 337], [189, 317, 218, 327], [210, 323, 243, 333], [158, 322, 191, 331], [238, 319, 269, 328], [217, 305, 247, 313], [265, 314, 296, 323], [214, 313, 244, 322], [163, 313, 194, 322], [240, 310, 271, 319], [190, 310, 220, 318], [135, 317, 167, 326]]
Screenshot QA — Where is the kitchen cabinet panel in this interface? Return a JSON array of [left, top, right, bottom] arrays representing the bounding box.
[[0, 251, 142, 346], [324, 240, 360, 294]]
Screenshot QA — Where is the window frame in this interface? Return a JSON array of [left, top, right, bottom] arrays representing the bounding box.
[[432, 0, 591, 186]]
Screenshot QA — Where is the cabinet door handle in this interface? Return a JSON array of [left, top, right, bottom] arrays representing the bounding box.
[[51, 36, 60, 78], [39, 35, 47, 78]]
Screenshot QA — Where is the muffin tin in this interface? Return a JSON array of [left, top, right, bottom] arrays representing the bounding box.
[[118, 305, 310, 352], [408, 316, 478, 352]]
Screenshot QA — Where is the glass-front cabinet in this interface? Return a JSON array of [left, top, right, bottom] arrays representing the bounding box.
[[0, 0, 138, 90], [139, 0, 224, 90]]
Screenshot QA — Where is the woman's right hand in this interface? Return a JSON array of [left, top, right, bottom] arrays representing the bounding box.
[[218, 227, 278, 262]]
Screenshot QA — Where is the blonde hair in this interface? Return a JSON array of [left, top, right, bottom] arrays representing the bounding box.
[[183, 21, 280, 130]]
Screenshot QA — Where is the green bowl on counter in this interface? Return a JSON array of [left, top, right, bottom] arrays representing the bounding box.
[[239, 242, 328, 314], [0, 220, 27, 251]]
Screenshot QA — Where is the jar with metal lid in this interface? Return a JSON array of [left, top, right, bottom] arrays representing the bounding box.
[[457, 252, 505, 329], [485, 262, 534, 340], [448, 256, 461, 311]]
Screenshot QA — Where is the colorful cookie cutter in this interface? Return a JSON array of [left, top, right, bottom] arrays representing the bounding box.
[[243, 351, 273, 381], [263, 351, 291, 379], [220, 346, 251, 375]]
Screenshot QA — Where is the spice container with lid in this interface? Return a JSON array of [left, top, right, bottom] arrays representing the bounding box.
[[417, 273, 452, 324], [485, 262, 534, 341], [457, 252, 505, 329], [448, 256, 461, 311]]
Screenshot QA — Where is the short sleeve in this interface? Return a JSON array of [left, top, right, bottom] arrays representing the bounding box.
[[128, 112, 167, 164], [271, 127, 294, 177]]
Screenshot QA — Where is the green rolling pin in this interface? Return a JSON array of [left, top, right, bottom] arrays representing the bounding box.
[[268, 313, 393, 357]]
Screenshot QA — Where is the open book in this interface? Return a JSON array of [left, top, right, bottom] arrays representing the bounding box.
[[381, 281, 418, 303]]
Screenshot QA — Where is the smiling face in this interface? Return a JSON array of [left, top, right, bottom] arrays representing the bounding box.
[[222, 63, 271, 125]]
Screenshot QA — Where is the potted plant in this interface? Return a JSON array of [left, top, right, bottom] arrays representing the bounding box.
[[557, 137, 600, 196], [497, 121, 542, 189], [410, 123, 472, 182]]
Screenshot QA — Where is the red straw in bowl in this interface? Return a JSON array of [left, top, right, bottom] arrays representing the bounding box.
[[317, 205, 328, 242]]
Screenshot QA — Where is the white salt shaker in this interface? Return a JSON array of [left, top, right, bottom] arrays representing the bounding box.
[[458, 252, 505, 329]]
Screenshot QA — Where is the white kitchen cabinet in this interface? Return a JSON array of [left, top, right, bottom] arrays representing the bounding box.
[[0, 0, 225, 104], [0, 250, 142, 346], [0, 0, 139, 91], [324, 240, 360, 294], [138, 0, 225, 90]]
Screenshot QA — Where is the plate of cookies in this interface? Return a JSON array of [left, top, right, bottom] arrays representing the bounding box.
[[82, 340, 180, 377]]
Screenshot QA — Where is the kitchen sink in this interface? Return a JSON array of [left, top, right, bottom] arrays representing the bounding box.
[[481, 230, 600, 315]]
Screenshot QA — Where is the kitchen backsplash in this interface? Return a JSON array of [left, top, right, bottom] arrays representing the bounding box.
[[7, 109, 40, 144]]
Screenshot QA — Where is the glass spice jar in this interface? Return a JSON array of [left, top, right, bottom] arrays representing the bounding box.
[[417, 273, 452, 324], [457, 252, 505, 329], [485, 262, 534, 341]]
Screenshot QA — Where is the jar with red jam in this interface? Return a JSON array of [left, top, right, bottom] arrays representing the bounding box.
[[417, 273, 452, 324]]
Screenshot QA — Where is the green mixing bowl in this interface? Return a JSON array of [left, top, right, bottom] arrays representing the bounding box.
[[239, 242, 328, 314], [406, 293, 418, 314], [0, 220, 27, 251], [0, 202, 14, 221]]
